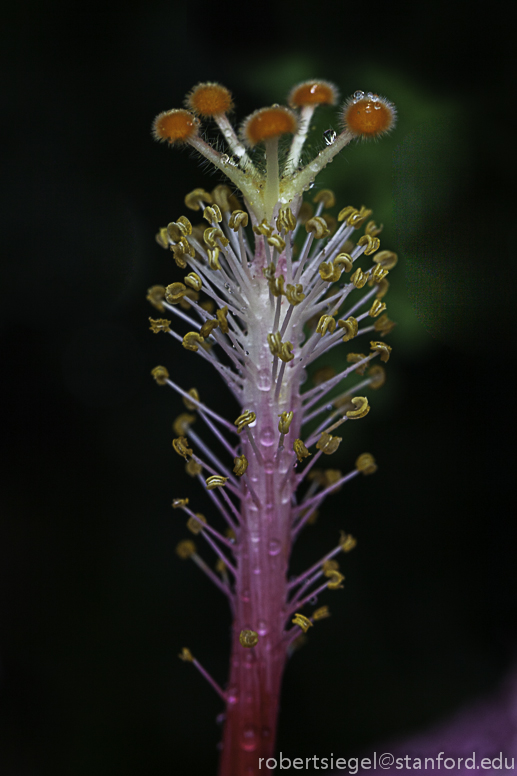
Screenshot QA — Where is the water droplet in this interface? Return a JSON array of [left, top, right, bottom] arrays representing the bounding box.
[[323, 129, 337, 146], [221, 154, 230, 164], [326, 403, 333, 411], [257, 369, 272, 392], [253, 566, 261, 575], [216, 712, 226, 725], [245, 350, 250, 356], [224, 282, 230, 289], [227, 686, 239, 704], [259, 427, 275, 446], [250, 531, 260, 544], [268, 538, 281, 556], [264, 460, 274, 473], [241, 589, 250, 602], [309, 595, 318, 604], [240, 725, 258, 752], [257, 619, 268, 636], [353, 90, 365, 101]]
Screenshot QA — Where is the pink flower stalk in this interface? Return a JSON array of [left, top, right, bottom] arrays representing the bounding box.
[[148, 80, 397, 775]]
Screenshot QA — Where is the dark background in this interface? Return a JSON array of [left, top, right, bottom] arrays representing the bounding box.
[[1, 1, 515, 774]]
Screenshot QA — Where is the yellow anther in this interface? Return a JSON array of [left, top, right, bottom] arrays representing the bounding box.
[[227, 210, 249, 231], [316, 432, 342, 455], [146, 285, 166, 312], [233, 454, 249, 476], [151, 365, 169, 385], [368, 364, 386, 389], [298, 201, 314, 223], [278, 411, 294, 435], [176, 215, 193, 234], [173, 413, 196, 436], [321, 469, 343, 489], [333, 395, 353, 411], [279, 342, 295, 363], [149, 317, 171, 333], [369, 299, 386, 318], [322, 559, 340, 573], [215, 558, 227, 574], [338, 316, 358, 342], [346, 353, 368, 375], [263, 263, 276, 281], [182, 387, 200, 410], [185, 459, 203, 477], [172, 497, 189, 509], [205, 475, 228, 490], [348, 206, 373, 228], [267, 331, 282, 357], [305, 216, 330, 239], [200, 300, 215, 314], [370, 341, 392, 363], [165, 282, 188, 304], [374, 314, 396, 336], [285, 283, 305, 305], [239, 630, 259, 648], [172, 436, 193, 459], [187, 513, 207, 535], [323, 214, 337, 234], [316, 315, 336, 336], [211, 184, 241, 212], [176, 540, 196, 559], [184, 272, 202, 291], [215, 306, 229, 333], [365, 219, 383, 237], [334, 253, 353, 272], [234, 410, 256, 433], [337, 205, 358, 223], [313, 189, 336, 208], [318, 261, 339, 283], [207, 247, 221, 270], [346, 396, 370, 419], [370, 264, 389, 283], [204, 226, 229, 248], [253, 219, 274, 237], [268, 274, 285, 297], [178, 647, 194, 661], [374, 278, 390, 299], [167, 219, 191, 242], [171, 238, 194, 268], [292, 613, 313, 633], [373, 249, 398, 269], [312, 605, 331, 621], [182, 331, 204, 352], [267, 233, 286, 252], [179, 289, 200, 310], [312, 366, 336, 385], [325, 569, 345, 589], [155, 227, 169, 249], [339, 531, 357, 552], [350, 268, 368, 288], [199, 318, 219, 338], [203, 204, 223, 223], [293, 439, 311, 462], [184, 188, 213, 211], [357, 233, 380, 255], [276, 206, 297, 232], [356, 452, 377, 474]]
